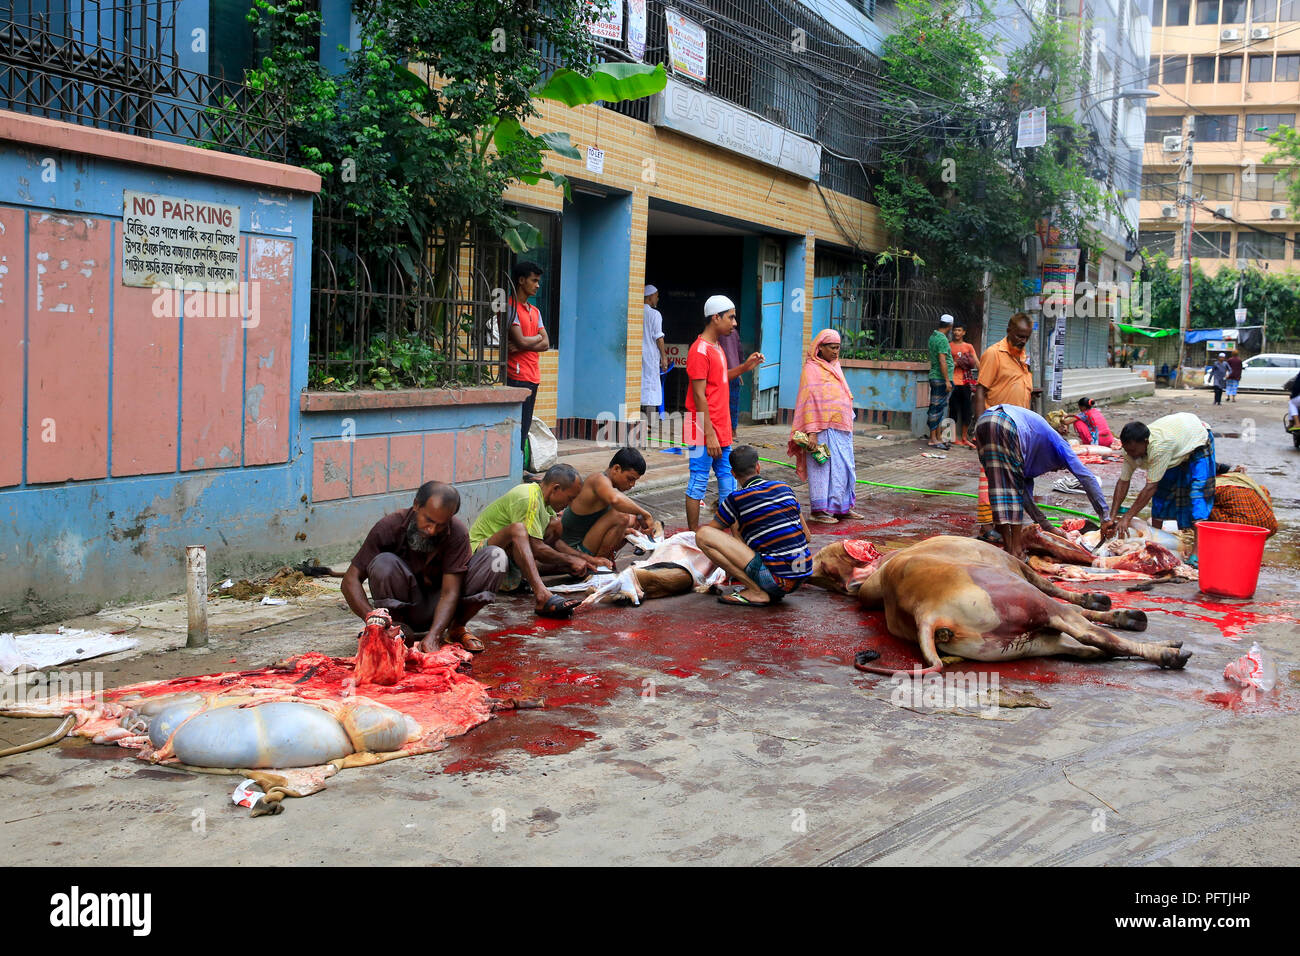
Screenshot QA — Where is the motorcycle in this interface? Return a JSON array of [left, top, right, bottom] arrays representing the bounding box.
[[1287, 376, 1300, 450]]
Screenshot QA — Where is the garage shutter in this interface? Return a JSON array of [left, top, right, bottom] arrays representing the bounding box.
[[1065, 316, 1087, 367], [984, 291, 1016, 352]]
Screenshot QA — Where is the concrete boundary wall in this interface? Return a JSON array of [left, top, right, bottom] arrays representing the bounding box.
[[0, 113, 525, 627]]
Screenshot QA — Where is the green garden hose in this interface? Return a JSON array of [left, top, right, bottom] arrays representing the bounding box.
[[640, 435, 1096, 522]]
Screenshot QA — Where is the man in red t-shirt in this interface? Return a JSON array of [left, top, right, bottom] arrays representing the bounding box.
[[506, 260, 549, 456], [947, 323, 979, 446], [684, 294, 763, 530]]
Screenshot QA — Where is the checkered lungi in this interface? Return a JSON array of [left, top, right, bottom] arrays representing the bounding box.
[[1150, 430, 1216, 529], [927, 378, 949, 432], [1226, 378, 1239, 397], [975, 407, 1028, 526], [1209, 483, 1277, 535]]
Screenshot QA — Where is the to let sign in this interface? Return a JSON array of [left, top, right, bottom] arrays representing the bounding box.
[[121, 190, 241, 291]]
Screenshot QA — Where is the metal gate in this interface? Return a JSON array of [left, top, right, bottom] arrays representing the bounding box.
[[754, 239, 784, 421]]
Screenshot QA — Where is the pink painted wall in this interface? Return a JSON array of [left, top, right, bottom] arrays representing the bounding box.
[[26, 214, 111, 484], [310, 429, 498, 503], [111, 225, 179, 476], [244, 238, 293, 466], [0, 207, 23, 488], [180, 255, 244, 472], [3, 210, 297, 487]]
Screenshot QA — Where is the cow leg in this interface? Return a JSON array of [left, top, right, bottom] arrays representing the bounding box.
[[1013, 559, 1113, 612], [1045, 609, 1191, 669], [1076, 606, 1149, 632]]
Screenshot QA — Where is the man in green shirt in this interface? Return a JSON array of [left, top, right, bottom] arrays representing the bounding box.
[[469, 463, 589, 618], [926, 314, 954, 449]]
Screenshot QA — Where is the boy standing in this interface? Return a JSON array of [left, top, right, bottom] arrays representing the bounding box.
[[684, 295, 762, 530]]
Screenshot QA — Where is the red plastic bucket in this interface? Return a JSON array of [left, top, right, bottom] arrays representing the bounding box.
[[1196, 521, 1270, 598]]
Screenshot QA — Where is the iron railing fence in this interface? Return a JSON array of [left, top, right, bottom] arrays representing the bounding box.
[[0, 1, 287, 161], [309, 204, 510, 392], [537, 0, 878, 201], [830, 272, 970, 361]]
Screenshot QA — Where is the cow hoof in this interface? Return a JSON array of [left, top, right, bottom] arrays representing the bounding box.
[[854, 650, 882, 669], [1114, 609, 1148, 631], [1082, 593, 1112, 611], [1158, 648, 1192, 670], [1162, 640, 1183, 649]]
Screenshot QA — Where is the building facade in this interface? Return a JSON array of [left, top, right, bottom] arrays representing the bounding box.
[[1140, 0, 1300, 275], [502, 0, 892, 439]]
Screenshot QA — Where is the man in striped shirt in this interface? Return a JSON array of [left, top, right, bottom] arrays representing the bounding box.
[[696, 445, 813, 607]]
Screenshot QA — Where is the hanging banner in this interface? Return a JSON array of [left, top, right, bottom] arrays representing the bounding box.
[[589, 0, 623, 42], [666, 8, 707, 82], [1016, 107, 1047, 148], [628, 0, 647, 60]]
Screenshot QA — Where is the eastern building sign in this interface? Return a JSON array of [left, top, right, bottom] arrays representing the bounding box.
[[651, 77, 823, 181], [121, 190, 241, 291]]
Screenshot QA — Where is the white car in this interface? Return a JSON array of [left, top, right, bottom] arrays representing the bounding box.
[[1203, 353, 1300, 391]]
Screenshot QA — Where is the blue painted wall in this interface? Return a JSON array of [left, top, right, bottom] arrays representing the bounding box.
[[778, 236, 808, 408], [556, 191, 632, 420]]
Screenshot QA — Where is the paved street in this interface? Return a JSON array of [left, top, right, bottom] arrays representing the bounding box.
[[1, 390, 1296, 865]]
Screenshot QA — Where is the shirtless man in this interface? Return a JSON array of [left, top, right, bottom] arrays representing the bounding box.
[[560, 447, 662, 567]]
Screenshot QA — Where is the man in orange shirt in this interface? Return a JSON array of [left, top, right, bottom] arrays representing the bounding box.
[[973, 312, 1034, 540], [506, 260, 549, 456]]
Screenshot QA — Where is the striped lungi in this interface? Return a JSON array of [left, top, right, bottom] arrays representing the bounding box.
[[1151, 431, 1217, 529], [975, 408, 1027, 526]]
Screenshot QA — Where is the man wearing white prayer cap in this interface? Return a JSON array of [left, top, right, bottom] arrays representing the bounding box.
[[641, 284, 667, 423], [684, 294, 764, 530]]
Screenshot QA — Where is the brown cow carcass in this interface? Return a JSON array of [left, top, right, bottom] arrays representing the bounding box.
[[848, 535, 1190, 673]]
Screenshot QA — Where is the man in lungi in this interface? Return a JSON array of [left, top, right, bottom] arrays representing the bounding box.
[[1103, 413, 1216, 566], [975, 404, 1111, 560], [560, 446, 662, 564], [343, 481, 506, 653], [973, 312, 1034, 542]]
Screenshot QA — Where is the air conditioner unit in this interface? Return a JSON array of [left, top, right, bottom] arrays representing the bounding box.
[[1214, 205, 1231, 217], [1251, 26, 1270, 40], [1270, 206, 1287, 219], [1221, 28, 1241, 42], [1163, 135, 1182, 152], [1161, 204, 1177, 218]]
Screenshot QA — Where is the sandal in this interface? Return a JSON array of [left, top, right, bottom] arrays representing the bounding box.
[[717, 591, 771, 607], [808, 513, 839, 524], [445, 628, 486, 653], [536, 594, 581, 619], [840, 510, 865, 520]]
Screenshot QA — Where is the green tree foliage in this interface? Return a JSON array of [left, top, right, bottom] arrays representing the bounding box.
[[248, 0, 661, 256], [874, 0, 1111, 299], [1137, 251, 1300, 339], [1262, 125, 1300, 216]]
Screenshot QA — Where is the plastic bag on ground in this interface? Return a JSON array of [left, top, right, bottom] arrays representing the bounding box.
[[527, 419, 559, 471], [1223, 642, 1277, 692]]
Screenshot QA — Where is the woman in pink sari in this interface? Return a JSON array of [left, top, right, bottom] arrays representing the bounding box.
[[788, 329, 863, 523]]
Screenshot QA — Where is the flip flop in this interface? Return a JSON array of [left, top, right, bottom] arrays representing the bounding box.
[[717, 592, 771, 607], [536, 595, 581, 619], [808, 514, 839, 524], [840, 510, 866, 519]]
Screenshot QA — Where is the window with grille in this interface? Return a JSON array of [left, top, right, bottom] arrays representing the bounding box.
[[1195, 114, 1239, 141], [1191, 231, 1232, 257], [1239, 232, 1286, 259], [1246, 112, 1295, 139], [1193, 172, 1236, 200], [1253, 0, 1278, 21], [1141, 174, 1180, 200], [1139, 231, 1178, 255], [1146, 114, 1183, 142], [1219, 55, 1242, 82], [1276, 54, 1300, 81], [1242, 171, 1290, 201], [1249, 55, 1274, 82]]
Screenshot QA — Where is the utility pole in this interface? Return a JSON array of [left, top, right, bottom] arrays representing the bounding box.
[[1173, 114, 1194, 389]]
